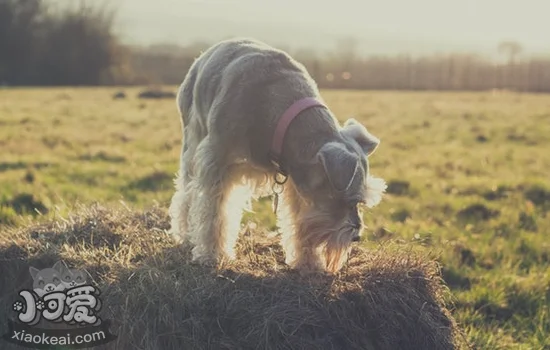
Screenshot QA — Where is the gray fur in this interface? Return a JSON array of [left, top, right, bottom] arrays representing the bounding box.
[[317, 143, 360, 193], [342, 119, 380, 156], [169, 38, 384, 273]]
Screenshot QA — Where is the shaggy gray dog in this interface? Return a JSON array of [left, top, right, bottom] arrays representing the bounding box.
[[169, 38, 386, 273]]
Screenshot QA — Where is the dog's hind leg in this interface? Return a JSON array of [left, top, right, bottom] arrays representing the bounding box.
[[169, 72, 200, 241], [185, 138, 246, 264], [168, 109, 203, 242], [168, 144, 194, 242]]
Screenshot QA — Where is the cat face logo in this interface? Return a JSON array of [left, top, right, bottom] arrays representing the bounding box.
[[29, 261, 87, 297]]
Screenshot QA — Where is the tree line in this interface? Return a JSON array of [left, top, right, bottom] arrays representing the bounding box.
[[1, 0, 549, 92], [0, 0, 128, 85]]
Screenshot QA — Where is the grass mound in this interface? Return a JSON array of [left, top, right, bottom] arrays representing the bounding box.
[[0, 205, 466, 349]]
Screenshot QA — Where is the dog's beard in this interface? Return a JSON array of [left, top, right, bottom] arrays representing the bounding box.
[[323, 224, 358, 273], [297, 209, 359, 273]]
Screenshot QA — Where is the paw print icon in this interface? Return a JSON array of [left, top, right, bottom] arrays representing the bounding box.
[[13, 301, 24, 312], [36, 300, 45, 311]]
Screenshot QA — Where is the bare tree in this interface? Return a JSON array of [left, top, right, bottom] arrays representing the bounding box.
[[498, 41, 523, 65], [334, 37, 358, 86], [497, 41, 523, 90]]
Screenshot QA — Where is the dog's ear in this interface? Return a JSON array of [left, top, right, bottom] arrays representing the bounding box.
[[317, 143, 359, 192], [29, 267, 39, 280], [341, 119, 380, 156], [53, 260, 68, 273]]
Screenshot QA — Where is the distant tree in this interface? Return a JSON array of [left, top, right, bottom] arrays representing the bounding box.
[[292, 48, 319, 80], [336, 37, 358, 61], [35, 2, 120, 85], [0, 0, 45, 84], [0, 0, 130, 85], [498, 41, 523, 65], [497, 41, 524, 90], [333, 37, 358, 87]]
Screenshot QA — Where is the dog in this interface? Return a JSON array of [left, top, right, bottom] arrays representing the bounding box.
[[60, 267, 87, 289], [29, 261, 67, 297], [169, 38, 386, 273]]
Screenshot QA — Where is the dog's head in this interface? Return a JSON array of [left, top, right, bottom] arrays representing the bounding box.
[[290, 118, 386, 271], [61, 267, 87, 289], [29, 261, 67, 297]]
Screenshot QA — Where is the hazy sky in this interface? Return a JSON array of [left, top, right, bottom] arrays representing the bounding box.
[[111, 0, 549, 56]]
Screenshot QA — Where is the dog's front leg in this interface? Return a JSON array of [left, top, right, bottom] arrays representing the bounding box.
[[277, 183, 324, 273]]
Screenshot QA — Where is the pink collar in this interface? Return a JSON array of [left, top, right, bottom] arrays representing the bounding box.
[[269, 97, 327, 175]]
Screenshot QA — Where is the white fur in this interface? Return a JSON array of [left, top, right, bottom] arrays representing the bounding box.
[[365, 175, 387, 208]]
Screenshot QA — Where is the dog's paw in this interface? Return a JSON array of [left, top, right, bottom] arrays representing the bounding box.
[[167, 228, 185, 244], [191, 252, 219, 267], [221, 249, 236, 262], [171, 235, 185, 244], [297, 268, 327, 277], [293, 259, 325, 275]]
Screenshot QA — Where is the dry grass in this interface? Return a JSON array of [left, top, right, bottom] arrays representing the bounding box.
[[0, 204, 466, 349], [2, 87, 549, 348]]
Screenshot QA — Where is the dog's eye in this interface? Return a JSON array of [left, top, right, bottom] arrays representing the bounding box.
[[76, 276, 82, 281], [53, 277, 59, 283], [38, 280, 44, 286], [65, 276, 71, 280]]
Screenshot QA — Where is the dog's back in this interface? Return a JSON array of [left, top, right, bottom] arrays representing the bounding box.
[[178, 38, 308, 118], [176, 38, 322, 165], [176, 39, 256, 125]]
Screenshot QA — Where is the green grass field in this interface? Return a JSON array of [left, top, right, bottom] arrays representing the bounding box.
[[1, 87, 549, 348]]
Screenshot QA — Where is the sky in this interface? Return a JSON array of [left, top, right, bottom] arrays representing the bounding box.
[[107, 0, 549, 56]]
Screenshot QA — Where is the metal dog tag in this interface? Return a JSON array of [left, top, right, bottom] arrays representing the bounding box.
[[271, 172, 287, 214], [272, 193, 279, 213]]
